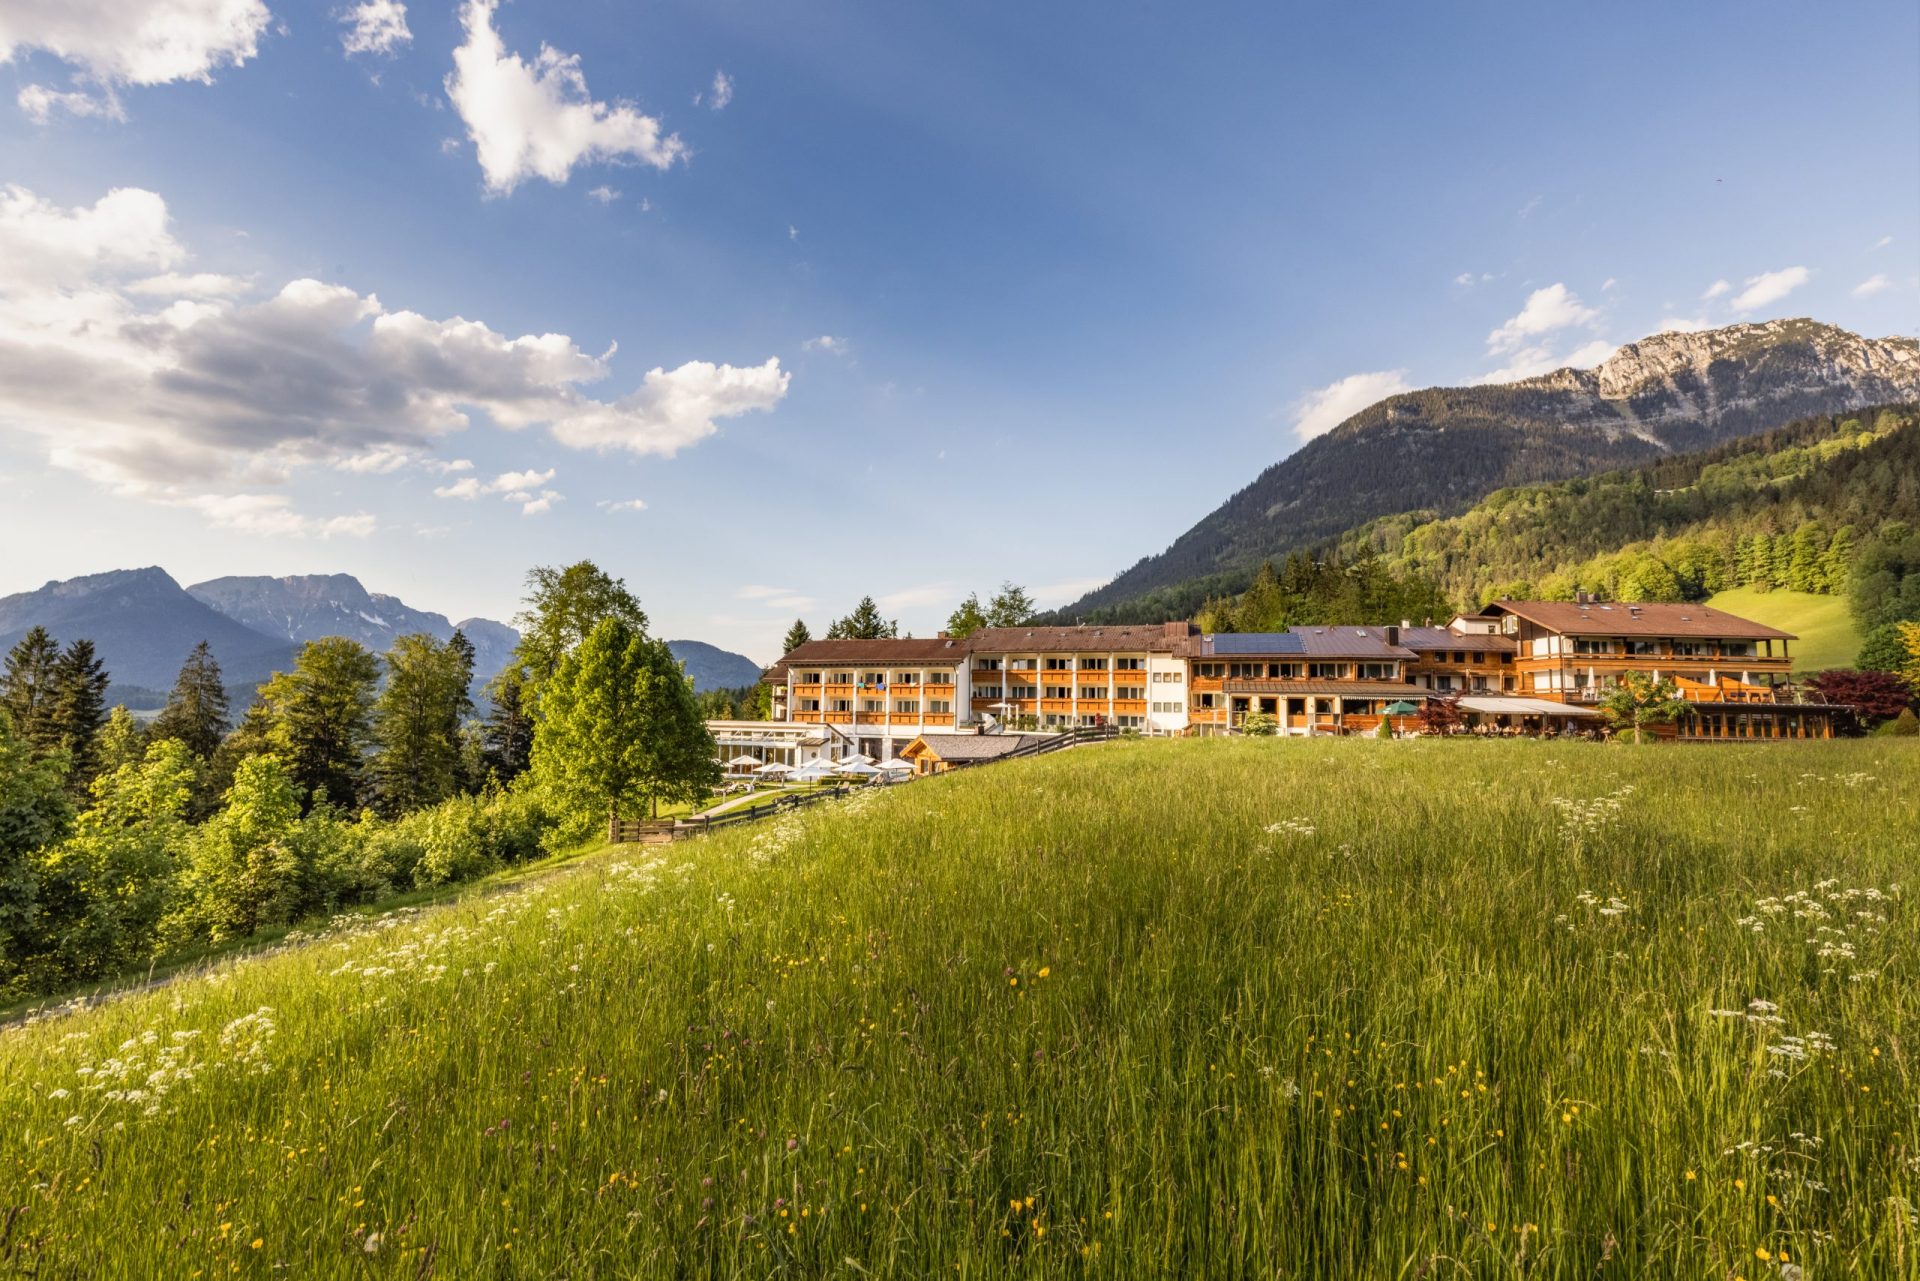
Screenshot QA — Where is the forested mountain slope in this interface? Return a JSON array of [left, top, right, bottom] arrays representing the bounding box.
[[1056, 320, 1920, 623]]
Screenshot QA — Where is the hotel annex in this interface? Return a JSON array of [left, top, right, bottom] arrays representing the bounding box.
[[718, 598, 1836, 765]]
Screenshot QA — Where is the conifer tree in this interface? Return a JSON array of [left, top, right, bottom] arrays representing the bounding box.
[[827, 597, 897, 640], [984, 583, 1037, 629], [781, 619, 812, 655], [51, 639, 110, 792], [1, 627, 62, 753], [151, 641, 231, 761], [481, 668, 534, 784], [944, 594, 988, 639], [370, 633, 474, 815], [255, 638, 381, 809]]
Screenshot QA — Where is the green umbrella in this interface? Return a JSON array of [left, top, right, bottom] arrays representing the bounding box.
[[1383, 700, 1421, 715]]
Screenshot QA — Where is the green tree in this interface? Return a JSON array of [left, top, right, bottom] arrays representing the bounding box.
[[151, 641, 232, 761], [1788, 522, 1827, 592], [257, 638, 381, 809], [0, 713, 73, 989], [1857, 623, 1909, 673], [827, 596, 897, 640], [511, 561, 648, 704], [32, 740, 197, 982], [780, 619, 812, 654], [531, 618, 719, 830], [167, 754, 306, 944], [370, 633, 474, 815], [1597, 671, 1688, 743], [481, 668, 534, 784], [51, 638, 110, 793], [1, 627, 62, 753], [944, 594, 988, 639], [93, 707, 148, 778], [1238, 709, 1276, 736], [1236, 563, 1286, 632], [985, 583, 1038, 629]]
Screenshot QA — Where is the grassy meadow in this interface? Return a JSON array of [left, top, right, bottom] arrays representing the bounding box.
[[3, 738, 1918, 1278], [1705, 587, 1862, 673]]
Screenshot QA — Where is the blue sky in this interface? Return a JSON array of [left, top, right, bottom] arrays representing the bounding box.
[[1, 1, 1915, 661]]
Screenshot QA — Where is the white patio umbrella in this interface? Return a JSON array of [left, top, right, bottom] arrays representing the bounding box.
[[836, 759, 882, 777], [877, 757, 913, 773], [754, 760, 792, 776], [789, 761, 836, 783], [838, 752, 875, 765], [727, 754, 762, 771]]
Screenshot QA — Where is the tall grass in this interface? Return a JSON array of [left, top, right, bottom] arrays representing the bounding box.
[[2, 739, 1916, 1277]]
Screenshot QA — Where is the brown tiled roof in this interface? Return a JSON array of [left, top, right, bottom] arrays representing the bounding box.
[[1395, 626, 1515, 653], [903, 733, 1048, 761], [1222, 679, 1429, 698], [965, 624, 1194, 654], [1487, 600, 1794, 641], [764, 637, 966, 684]]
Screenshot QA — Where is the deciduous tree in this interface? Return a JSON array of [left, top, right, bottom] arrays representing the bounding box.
[[370, 633, 474, 815], [1597, 671, 1688, 743]]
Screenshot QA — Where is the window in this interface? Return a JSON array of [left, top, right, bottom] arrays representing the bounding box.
[[1116, 715, 1143, 728], [894, 700, 919, 715], [975, 657, 1002, 671], [893, 672, 918, 685], [1152, 670, 1182, 683], [1044, 657, 1072, 671], [862, 671, 886, 685], [1009, 658, 1037, 670], [1307, 662, 1347, 679], [830, 699, 852, 713], [925, 671, 953, 686], [1572, 639, 1611, 655], [1193, 662, 1224, 678], [797, 698, 821, 712], [1151, 701, 1183, 714], [798, 671, 821, 685], [1196, 692, 1217, 708], [1500, 653, 1514, 664], [1115, 685, 1145, 700], [1357, 663, 1396, 680], [926, 700, 951, 715], [1079, 657, 1107, 670], [1044, 684, 1073, 700], [1624, 640, 1659, 656], [1471, 652, 1485, 665], [861, 699, 884, 714], [974, 684, 1003, 699], [1115, 657, 1144, 670], [829, 671, 852, 684]]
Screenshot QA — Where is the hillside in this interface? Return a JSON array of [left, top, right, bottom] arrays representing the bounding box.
[[666, 638, 764, 691], [1056, 320, 1920, 622], [1703, 587, 1860, 673], [0, 567, 295, 693], [3, 739, 1915, 1275]]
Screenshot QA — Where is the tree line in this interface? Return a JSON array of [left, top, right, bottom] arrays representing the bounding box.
[[0, 562, 716, 1000]]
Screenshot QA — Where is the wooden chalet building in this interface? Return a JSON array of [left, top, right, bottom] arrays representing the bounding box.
[[1187, 627, 1427, 735], [1481, 599, 1836, 740]]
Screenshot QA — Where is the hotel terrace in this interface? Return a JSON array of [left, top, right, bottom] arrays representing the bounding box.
[[742, 598, 1837, 759]]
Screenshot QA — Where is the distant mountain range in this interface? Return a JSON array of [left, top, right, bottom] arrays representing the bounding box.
[[1053, 319, 1920, 621], [0, 569, 761, 704]]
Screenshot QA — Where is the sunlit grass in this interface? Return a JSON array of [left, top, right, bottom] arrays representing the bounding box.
[[3, 738, 1916, 1277]]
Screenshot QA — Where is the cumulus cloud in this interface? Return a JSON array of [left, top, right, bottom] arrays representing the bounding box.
[[433, 467, 559, 514], [587, 185, 619, 204], [597, 497, 646, 513], [802, 335, 846, 354], [1289, 370, 1412, 443], [1485, 283, 1598, 355], [0, 184, 789, 532], [1729, 266, 1809, 313], [1852, 273, 1891, 298], [1701, 280, 1731, 300], [184, 493, 376, 538], [1475, 338, 1617, 386], [340, 0, 411, 56], [446, 0, 687, 193], [3, 0, 271, 120], [1600, 277, 1617, 292]]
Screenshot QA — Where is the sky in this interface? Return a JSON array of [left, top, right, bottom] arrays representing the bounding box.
[[1, 1, 1916, 663]]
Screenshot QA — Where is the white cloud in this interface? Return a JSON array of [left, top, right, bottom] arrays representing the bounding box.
[[0, 184, 789, 533], [736, 584, 815, 611], [17, 83, 124, 123], [1288, 370, 1412, 444], [802, 335, 846, 354], [878, 583, 958, 611], [341, 0, 411, 57], [1852, 273, 1892, 298], [705, 69, 732, 110], [1600, 277, 1617, 292], [587, 185, 619, 203], [597, 497, 646, 513], [446, 0, 687, 193], [1871, 235, 1893, 251], [1485, 283, 1598, 355], [1729, 266, 1809, 313], [1516, 195, 1542, 219], [788, 224, 798, 241], [1702, 279, 1731, 300], [1453, 272, 1474, 286], [434, 467, 560, 514], [1655, 315, 1713, 334], [1475, 338, 1617, 386], [185, 493, 376, 538], [3, 0, 271, 120]]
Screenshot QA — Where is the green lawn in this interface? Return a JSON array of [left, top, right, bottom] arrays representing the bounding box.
[[3, 738, 1917, 1277], [1706, 586, 1861, 672]]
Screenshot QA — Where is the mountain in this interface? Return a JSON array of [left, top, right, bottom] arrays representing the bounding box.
[[1055, 319, 1920, 621], [185, 574, 517, 683], [0, 567, 295, 697], [666, 640, 764, 692]]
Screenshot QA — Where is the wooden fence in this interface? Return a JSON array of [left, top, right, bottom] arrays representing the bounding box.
[[608, 725, 1125, 844]]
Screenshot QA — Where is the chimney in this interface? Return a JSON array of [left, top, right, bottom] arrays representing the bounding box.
[[1575, 590, 1591, 605], [1384, 625, 1400, 647], [937, 631, 949, 640], [1165, 620, 1190, 640], [1400, 618, 1412, 630]]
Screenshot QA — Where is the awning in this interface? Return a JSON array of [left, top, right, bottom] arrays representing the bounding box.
[[1456, 696, 1601, 718]]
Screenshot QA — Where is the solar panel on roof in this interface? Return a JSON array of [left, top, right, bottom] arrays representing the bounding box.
[[1210, 632, 1305, 655]]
